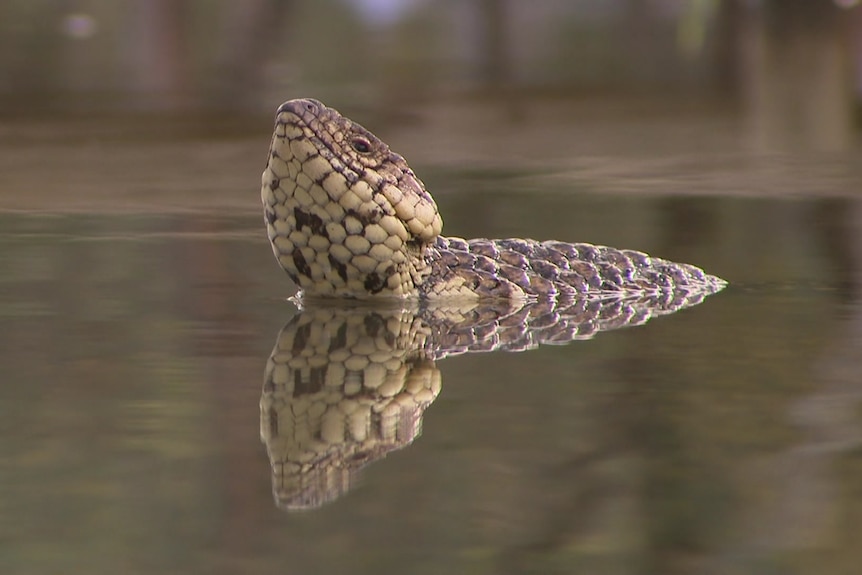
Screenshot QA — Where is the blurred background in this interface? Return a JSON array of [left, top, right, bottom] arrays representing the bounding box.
[[2, 0, 861, 128], [4, 2, 862, 574], [1, 0, 861, 212]]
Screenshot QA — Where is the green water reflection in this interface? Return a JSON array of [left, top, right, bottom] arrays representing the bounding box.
[[1, 193, 861, 574]]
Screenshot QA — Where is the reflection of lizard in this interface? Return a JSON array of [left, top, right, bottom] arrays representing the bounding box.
[[260, 294, 715, 511], [260, 305, 439, 510], [261, 98, 726, 300]]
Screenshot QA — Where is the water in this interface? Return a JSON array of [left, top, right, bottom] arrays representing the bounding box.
[[1, 187, 861, 574]]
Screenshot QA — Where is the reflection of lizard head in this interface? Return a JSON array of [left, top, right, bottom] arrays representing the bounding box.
[[260, 307, 441, 510], [260, 292, 722, 511]]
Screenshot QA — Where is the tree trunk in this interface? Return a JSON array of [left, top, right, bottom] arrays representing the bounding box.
[[743, 0, 854, 152], [126, 0, 192, 111], [713, 0, 745, 103], [477, 0, 520, 121], [210, 0, 295, 112]]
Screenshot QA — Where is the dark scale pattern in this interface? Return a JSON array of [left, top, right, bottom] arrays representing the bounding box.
[[293, 251, 312, 277], [328, 254, 348, 282], [294, 207, 326, 237], [364, 272, 386, 294]]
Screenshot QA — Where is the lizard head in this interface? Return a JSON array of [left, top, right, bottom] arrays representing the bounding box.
[[262, 98, 443, 298]]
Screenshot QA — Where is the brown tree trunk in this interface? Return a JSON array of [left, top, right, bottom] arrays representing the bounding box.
[[126, 0, 192, 111], [1, 1, 70, 110], [477, 0, 521, 121], [713, 0, 745, 103], [621, 0, 659, 86], [743, 0, 854, 151], [211, 0, 295, 112]]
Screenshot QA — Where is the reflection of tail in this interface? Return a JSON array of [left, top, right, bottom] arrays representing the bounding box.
[[424, 290, 718, 357], [261, 292, 720, 511], [260, 308, 441, 511]]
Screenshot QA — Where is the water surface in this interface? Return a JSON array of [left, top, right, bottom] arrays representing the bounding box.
[[2, 189, 861, 574]]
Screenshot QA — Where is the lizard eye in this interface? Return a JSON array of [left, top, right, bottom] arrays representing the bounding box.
[[351, 138, 371, 154]]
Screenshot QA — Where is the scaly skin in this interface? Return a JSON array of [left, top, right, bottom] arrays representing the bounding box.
[[261, 291, 721, 510], [261, 98, 726, 300], [260, 296, 692, 509]]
